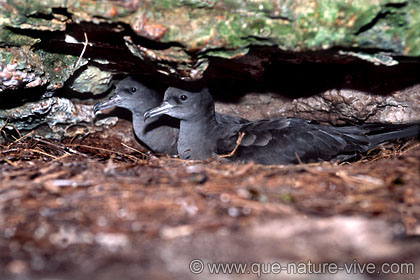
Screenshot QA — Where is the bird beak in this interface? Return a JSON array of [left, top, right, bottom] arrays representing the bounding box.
[[93, 95, 122, 115], [144, 101, 174, 121]]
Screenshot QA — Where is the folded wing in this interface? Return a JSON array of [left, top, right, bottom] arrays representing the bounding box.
[[217, 118, 374, 164]]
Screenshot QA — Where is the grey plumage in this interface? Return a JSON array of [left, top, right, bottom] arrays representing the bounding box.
[[144, 87, 420, 164], [93, 77, 179, 155], [93, 77, 247, 155]]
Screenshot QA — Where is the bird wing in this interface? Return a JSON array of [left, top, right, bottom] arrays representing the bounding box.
[[215, 112, 249, 124], [217, 118, 371, 165]]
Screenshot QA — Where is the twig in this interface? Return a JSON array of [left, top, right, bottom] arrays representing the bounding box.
[[66, 144, 143, 162], [219, 131, 245, 158], [73, 32, 88, 73], [12, 125, 22, 139], [3, 158, 18, 167], [7, 131, 34, 148], [51, 154, 71, 162], [33, 170, 68, 184], [5, 125, 23, 141], [0, 118, 8, 134], [12, 131, 34, 144], [400, 142, 420, 153], [26, 149, 58, 159], [121, 142, 147, 156], [294, 152, 303, 165], [33, 136, 88, 157], [0, 148, 19, 154]]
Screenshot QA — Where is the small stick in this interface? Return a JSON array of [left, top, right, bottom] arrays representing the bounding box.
[[73, 32, 88, 73], [400, 142, 420, 153], [9, 131, 34, 147], [12, 126, 22, 139], [0, 118, 8, 134], [51, 154, 70, 162], [3, 158, 18, 167], [66, 143, 143, 162], [219, 131, 245, 158], [33, 136, 87, 157], [121, 142, 147, 156], [0, 148, 19, 154], [26, 148, 58, 159], [294, 152, 303, 165], [6, 125, 23, 141]]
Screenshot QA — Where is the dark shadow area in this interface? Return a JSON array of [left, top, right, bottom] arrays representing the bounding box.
[[94, 106, 132, 123], [200, 47, 420, 103], [0, 85, 48, 109]]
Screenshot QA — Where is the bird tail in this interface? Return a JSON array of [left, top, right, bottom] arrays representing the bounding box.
[[365, 122, 420, 148]]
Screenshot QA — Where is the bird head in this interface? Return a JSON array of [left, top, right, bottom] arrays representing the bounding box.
[[144, 87, 214, 121], [93, 77, 160, 115]]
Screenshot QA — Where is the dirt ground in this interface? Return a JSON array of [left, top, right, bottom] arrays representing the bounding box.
[[0, 120, 419, 280]]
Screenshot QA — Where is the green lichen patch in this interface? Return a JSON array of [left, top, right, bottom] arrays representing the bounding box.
[[403, 0, 420, 55], [121, 0, 418, 61], [0, 27, 40, 47], [36, 50, 81, 90]]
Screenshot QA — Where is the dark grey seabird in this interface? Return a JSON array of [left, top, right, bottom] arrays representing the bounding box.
[[93, 77, 248, 155], [144, 87, 420, 164]]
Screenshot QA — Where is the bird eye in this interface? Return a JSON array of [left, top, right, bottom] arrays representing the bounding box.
[[130, 87, 137, 93], [180, 94, 188, 101]]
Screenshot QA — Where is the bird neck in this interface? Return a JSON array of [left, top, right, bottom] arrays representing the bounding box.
[[188, 101, 217, 123], [186, 107, 216, 127], [178, 110, 218, 160], [131, 111, 148, 137], [130, 99, 161, 135]]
